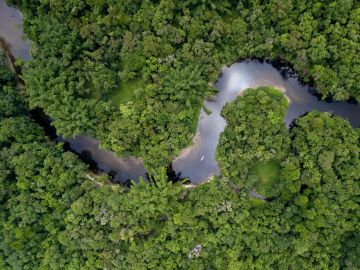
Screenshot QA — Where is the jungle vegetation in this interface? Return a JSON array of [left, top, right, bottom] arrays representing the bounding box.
[[5, 0, 359, 170], [0, 0, 360, 269], [1, 51, 359, 269]]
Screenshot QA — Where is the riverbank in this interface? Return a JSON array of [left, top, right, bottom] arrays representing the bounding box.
[[172, 60, 360, 183], [0, 38, 15, 72], [0, 37, 24, 86], [1, 0, 360, 187]]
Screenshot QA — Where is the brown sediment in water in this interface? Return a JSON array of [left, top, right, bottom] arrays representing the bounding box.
[[183, 175, 215, 189], [173, 131, 202, 162]]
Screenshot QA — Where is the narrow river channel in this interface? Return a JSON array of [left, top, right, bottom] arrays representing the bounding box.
[[1, 0, 359, 184], [0, 0, 147, 183], [0, 0, 30, 60]]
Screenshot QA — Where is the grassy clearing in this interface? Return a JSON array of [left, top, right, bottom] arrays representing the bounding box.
[[89, 79, 145, 107], [108, 79, 145, 107], [251, 160, 281, 197]]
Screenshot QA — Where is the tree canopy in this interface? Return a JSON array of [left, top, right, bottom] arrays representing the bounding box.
[[1, 53, 359, 267], [1, 1, 360, 269], [7, 0, 359, 168]]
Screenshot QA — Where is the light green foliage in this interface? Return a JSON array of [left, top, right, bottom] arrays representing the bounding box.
[[215, 89, 360, 269], [109, 78, 145, 106], [0, 77, 359, 269], [0, 53, 106, 269], [251, 160, 281, 198], [1, 1, 360, 269], [103, 64, 215, 169], [287, 112, 360, 268], [217, 87, 290, 194], [13, 0, 360, 166]]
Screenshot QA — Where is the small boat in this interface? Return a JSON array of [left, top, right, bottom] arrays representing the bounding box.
[[200, 155, 205, 161]]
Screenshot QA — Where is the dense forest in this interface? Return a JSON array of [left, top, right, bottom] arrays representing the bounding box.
[[4, 0, 359, 170], [1, 0, 360, 269], [1, 52, 359, 268]]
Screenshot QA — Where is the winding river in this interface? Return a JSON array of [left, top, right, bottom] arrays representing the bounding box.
[[1, 0, 359, 184], [172, 61, 360, 182], [0, 0, 147, 183]]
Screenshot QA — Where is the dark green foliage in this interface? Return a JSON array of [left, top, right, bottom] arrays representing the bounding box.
[[286, 112, 360, 268], [0, 52, 101, 269], [0, 53, 15, 86], [341, 233, 360, 270], [217, 87, 291, 196], [0, 69, 359, 268], [14, 0, 360, 168], [0, 53, 20, 118], [215, 89, 360, 269], [1, 1, 359, 269], [103, 65, 215, 169]]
